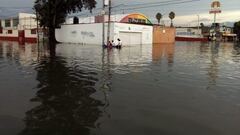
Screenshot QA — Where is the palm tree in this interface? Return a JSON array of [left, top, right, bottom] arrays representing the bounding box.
[[156, 13, 162, 25], [200, 23, 205, 28], [169, 11, 175, 27]]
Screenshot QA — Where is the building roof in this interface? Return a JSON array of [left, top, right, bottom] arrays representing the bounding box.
[[0, 7, 33, 19]]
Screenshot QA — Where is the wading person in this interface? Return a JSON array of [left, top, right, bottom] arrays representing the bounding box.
[[117, 38, 122, 48], [112, 40, 116, 47]]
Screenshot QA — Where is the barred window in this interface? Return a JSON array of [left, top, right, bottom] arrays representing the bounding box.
[[5, 20, 11, 27], [8, 30, 12, 34], [31, 29, 37, 34], [13, 18, 19, 27]]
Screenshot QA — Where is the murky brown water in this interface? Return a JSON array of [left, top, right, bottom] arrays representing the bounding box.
[[0, 41, 240, 135]]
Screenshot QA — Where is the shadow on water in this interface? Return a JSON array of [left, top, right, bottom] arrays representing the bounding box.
[[19, 54, 105, 135]]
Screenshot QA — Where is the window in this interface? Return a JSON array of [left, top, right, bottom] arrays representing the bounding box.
[[31, 29, 37, 34], [8, 30, 12, 34], [5, 20, 11, 27], [73, 17, 79, 24], [13, 18, 19, 27]]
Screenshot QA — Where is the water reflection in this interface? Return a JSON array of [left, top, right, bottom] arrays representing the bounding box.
[[1, 41, 240, 135], [0, 41, 48, 66], [206, 42, 220, 89], [100, 48, 113, 99], [20, 56, 104, 135], [152, 43, 175, 64], [233, 42, 240, 62]]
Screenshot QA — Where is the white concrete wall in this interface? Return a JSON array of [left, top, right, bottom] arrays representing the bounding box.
[[0, 13, 37, 30], [56, 23, 110, 45], [0, 29, 18, 37], [113, 23, 153, 44], [55, 22, 153, 45], [25, 30, 37, 38], [18, 13, 37, 30]]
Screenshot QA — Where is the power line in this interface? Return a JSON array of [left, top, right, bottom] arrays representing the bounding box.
[[113, 0, 197, 8], [71, 0, 201, 17], [113, 0, 201, 12]]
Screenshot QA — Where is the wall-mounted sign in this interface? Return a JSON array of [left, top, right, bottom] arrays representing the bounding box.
[[120, 13, 152, 25]]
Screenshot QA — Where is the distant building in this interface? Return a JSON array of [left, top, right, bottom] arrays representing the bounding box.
[[0, 13, 38, 43], [56, 13, 154, 45], [175, 27, 208, 41], [57, 13, 176, 45], [0, 13, 37, 30], [66, 13, 153, 25], [209, 23, 237, 41]]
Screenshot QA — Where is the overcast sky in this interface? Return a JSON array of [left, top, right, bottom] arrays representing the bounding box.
[[0, 0, 239, 26]]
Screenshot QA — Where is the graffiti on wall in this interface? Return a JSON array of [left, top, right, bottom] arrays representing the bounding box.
[[81, 31, 95, 38], [70, 31, 95, 38]]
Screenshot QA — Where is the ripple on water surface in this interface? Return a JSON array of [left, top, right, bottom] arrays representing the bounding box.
[[0, 41, 240, 135]]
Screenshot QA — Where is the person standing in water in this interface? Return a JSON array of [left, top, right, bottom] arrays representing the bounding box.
[[107, 41, 112, 48], [112, 40, 116, 47], [117, 38, 122, 48]]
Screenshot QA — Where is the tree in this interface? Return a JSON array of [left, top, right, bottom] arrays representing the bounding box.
[[169, 11, 175, 27], [200, 23, 205, 28], [156, 13, 162, 25], [233, 21, 240, 40], [34, 0, 96, 44]]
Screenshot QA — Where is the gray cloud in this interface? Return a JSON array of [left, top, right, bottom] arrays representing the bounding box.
[[1, 0, 239, 23]]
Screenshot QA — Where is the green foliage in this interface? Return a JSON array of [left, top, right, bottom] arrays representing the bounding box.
[[156, 13, 162, 25], [169, 11, 175, 27], [34, 0, 96, 28], [169, 11, 175, 20], [233, 21, 240, 40], [34, 0, 97, 42]]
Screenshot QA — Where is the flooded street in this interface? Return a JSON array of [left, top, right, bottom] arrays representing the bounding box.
[[0, 41, 240, 135]]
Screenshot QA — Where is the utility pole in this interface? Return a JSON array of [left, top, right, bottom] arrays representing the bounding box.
[[214, 13, 218, 41], [107, 0, 111, 43], [36, 12, 40, 44], [197, 15, 200, 35], [102, 0, 106, 45]]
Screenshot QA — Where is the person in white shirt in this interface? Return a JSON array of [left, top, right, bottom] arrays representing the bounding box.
[[117, 38, 122, 48], [111, 40, 116, 47]]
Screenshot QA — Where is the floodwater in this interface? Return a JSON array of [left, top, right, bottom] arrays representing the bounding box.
[[0, 40, 240, 135]]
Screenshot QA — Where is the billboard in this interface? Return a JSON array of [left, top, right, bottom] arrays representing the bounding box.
[[104, 0, 109, 6], [209, 1, 221, 14]]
